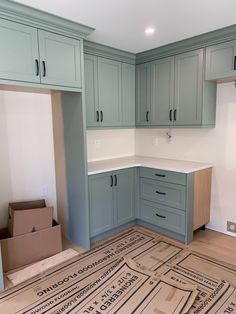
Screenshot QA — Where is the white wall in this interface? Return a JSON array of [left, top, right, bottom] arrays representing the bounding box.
[[135, 82, 236, 236], [0, 90, 57, 229], [87, 129, 135, 161]]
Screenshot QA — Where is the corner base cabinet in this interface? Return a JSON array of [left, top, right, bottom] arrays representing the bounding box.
[[89, 168, 135, 237]]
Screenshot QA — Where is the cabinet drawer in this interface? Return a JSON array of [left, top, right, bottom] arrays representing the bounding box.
[[139, 167, 186, 185], [140, 178, 186, 210], [140, 200, 185, 235]]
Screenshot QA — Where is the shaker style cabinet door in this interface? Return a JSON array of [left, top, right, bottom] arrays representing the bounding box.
[[122, 63, 135, 127], [97, 57, 122, 126], [135, 63, 151, 126], [0, 19, 40, 83], [113, 168, 135, 226], [89, 172, 113, 237], [38, 30, 82, 88], [151, 57, 174, 126], [205, 40, 236, 80], [84, 54, 100, 127], [174, 49, 203, 126]]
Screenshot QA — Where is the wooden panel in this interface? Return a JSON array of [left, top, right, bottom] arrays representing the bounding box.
[[38, 30, 82, 88], [193, 168, 212, 230], [0, 19, 39, 83], [151, 57, 174, 126]]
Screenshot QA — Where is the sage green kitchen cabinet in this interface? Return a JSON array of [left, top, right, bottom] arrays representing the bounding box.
[[98, 57, 122, 126], [89, 168, 135, 237], [0, 19, 40, 83], [205, 40, 236, 80], [84, 54, 99, 126], [122, 63, 135, 127], [38, 30, 82, 88], [135, 63, 151, 126], [174, 49, 203, 126], [150, 57, 174, 126], [0, 19, 82, 89], [89, 172, 114, 237]]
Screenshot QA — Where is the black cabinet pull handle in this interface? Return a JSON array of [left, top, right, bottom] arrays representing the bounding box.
[[234, 56, 236, 70], [96, 110, 99, 122], [169, 109, 172, 121], [174, 109, 177, 121], [100, 110, 103, 122], [35, 59, 39, 76], [114, 175, 117, 186], [146, 111, 149, 122], [110, 175, 113, 187], [156, 190, 166, 195], [155, 213, 166, 219], [42, 61, 46, 77], [155, 174, 166, 178]]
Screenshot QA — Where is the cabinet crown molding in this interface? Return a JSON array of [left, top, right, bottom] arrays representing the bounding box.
[[0, 0, 94, 39]]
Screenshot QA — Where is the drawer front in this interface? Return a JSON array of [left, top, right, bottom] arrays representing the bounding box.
[[139, 167, 186, 185], [140, 178, 186, 210], [140, 200, 185, 235]]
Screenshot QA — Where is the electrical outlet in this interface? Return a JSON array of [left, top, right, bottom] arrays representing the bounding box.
[[227, 221, 236, 233], [41, 185, 48, 197], [94, 139, 101, 148]]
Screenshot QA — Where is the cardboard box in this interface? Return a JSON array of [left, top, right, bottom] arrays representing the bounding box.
[[8, 200, 53, 237], [0, 221, 62, 272]]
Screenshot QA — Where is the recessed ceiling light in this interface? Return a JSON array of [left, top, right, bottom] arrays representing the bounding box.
[[145, 27, 155, 36]]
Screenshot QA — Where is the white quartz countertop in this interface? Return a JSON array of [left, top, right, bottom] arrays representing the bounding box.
[[87, 156, 212, 175]]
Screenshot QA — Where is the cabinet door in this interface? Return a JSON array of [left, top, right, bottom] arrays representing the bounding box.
[[38, 30, 81, 88], [98, 58, 122, 126], [84, 54, 100, 127], [135, 63, 151, 126], [151, 58, 174, 126], [114, 169, 135, 226], [0, 19, 39, 83], [174, 49, 203, 126], [122, 63, 135, 127], [205, 41, 236, 80], [89, 173, 113, 237]]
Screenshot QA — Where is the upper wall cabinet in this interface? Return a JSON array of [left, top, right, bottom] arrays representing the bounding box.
[[135, 63, 151, 126], [84, 53, 135, 128], [0, 19, 40, 83], [136, 49, 216, 127], [0, 19, 82, 89], [205, 40, 236, 80]]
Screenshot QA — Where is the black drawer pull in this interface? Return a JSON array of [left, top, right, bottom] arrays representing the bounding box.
[[146, 111, 149, 122], [155, 213, 166, 219], [234, 56, 236, 70], [169, 109, 172, 121], [110, 175, 113, 187], [42, 60, 46, 77], [156, 190, 166, 195], [174, 109, 177, 121], [35, 59, 39, 76], [114, 174, 117, 186], [100, 110, 103, 122], [155, 174, 166, 178]]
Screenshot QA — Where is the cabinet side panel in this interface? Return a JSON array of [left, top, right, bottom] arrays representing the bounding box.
[[193, 168, 212, 231]]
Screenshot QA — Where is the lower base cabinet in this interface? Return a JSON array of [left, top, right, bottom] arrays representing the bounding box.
[[89, 168, 135, 237]]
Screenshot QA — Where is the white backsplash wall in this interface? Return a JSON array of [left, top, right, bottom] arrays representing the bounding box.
[[87, 129, 135, 161], [135, 82, 236, 236], [0, 90, 57, 228]]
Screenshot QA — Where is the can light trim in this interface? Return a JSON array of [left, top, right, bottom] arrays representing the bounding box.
[[144, 27, 155, 36]]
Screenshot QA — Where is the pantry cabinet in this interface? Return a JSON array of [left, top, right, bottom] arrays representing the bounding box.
[[0, 19, 82, 89], [89, 168, 135, 237], [205, 40, 236, 80]]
